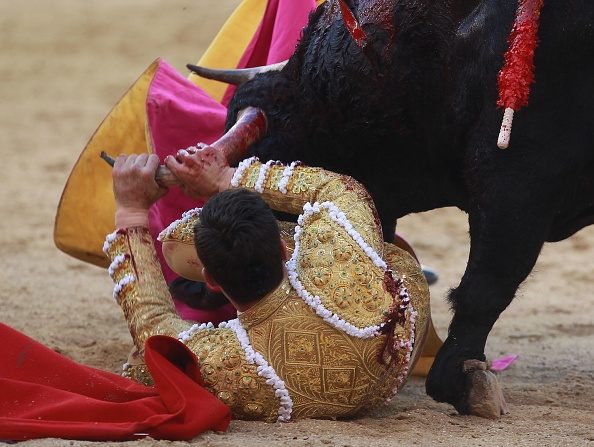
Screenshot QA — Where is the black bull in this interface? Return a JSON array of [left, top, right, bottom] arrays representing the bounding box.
[[216, 0, 594, 415]]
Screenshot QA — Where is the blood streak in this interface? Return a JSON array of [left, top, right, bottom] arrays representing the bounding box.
[[212, 107, 267, 165], [357, 0, 395, 43], [339, 0, 368, 48]]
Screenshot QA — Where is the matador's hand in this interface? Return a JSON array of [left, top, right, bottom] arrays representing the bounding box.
[[165, 144, 235, 199], [112, 154, 168, 210]]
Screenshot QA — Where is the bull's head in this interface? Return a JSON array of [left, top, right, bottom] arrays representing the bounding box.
[[189, 0, 454, 191]]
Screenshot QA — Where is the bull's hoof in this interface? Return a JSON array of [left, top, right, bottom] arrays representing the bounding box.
[[426, 339, 507, 418], [463, 360, 508, 418]]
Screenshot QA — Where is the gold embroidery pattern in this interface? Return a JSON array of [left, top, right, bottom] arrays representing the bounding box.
[[239, 279, 293, 331], [243, 295, 397, 419], [238, 164, 331, 216], [123, 364, 153, 386], [278, 220, 296, 257], [106, 234, 134, 289], [235, 163, 382, 256], [237, 241, 429, 420], [297, 209, 393, 329], [291, 170, 317, 194], [286, 331, 320, 364], [243, 164, 260, 189], [159, 214, 198, 245], [332, 194, 383, 250], [107, 228, 188, 352], [266, 168, 284, 191], [185, 327, 280, 422]]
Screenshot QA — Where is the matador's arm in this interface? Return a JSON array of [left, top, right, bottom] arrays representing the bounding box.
[[104, 226, 191, 354], [231, 158, 384, 254]]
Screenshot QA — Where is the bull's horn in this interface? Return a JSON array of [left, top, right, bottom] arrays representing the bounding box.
[[99, 107, 267, 186], [186, 61, 288, 85], [214, 106, 267, 164]]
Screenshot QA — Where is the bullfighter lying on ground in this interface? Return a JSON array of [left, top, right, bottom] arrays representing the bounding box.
[[105, 146, 430, 422]]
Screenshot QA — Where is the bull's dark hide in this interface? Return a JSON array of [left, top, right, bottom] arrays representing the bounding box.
[[226, 0, 594, 415]]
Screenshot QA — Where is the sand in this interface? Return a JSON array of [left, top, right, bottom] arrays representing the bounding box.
[[0, 1, 593, 446]]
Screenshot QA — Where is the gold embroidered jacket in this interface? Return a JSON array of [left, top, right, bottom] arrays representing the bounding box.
[[105, 159, 430, 422]]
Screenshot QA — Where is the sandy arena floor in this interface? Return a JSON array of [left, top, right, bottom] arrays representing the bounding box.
[[1, 1, 593, 445]]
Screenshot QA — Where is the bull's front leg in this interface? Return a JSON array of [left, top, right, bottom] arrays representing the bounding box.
[[425, 168, 557, 417]]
